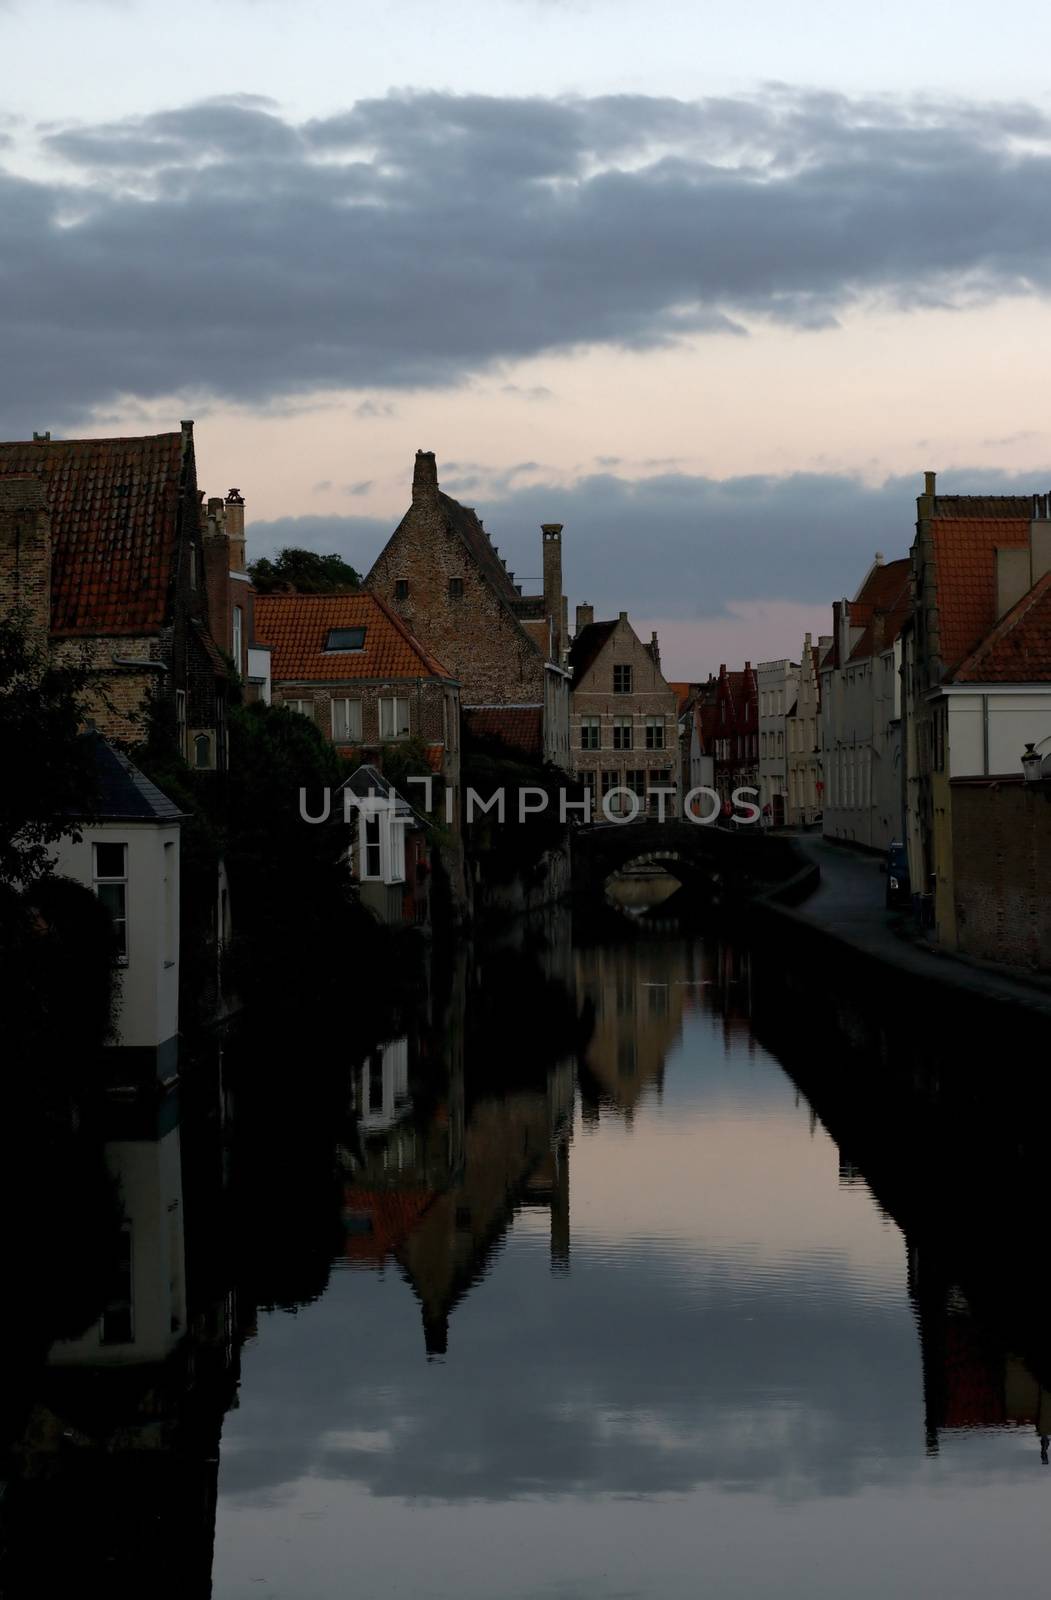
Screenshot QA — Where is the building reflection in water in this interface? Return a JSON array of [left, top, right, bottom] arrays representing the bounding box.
[[1, 1086, 243, 1599], [8, 911, 1051, 1596], [908, 1245, 1051, 1462]]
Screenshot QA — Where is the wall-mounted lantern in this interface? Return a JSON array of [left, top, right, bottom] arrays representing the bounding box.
[[1022, 743, 1043, 782]]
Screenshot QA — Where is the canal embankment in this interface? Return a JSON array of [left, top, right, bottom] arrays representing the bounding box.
[[752, 832, 1051, 1025]]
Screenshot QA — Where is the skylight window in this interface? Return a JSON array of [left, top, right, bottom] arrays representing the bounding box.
[[325, 627, 366, 652]]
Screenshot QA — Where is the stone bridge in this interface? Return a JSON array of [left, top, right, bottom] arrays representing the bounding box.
[[570, 819, 808, 905]]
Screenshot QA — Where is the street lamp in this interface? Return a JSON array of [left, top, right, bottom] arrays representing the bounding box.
[[1022, 743, 1045, 783]]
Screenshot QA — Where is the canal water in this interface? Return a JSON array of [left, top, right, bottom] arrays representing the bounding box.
[[4, 911, 1050, 1597]]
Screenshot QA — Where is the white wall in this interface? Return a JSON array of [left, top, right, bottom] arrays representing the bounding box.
[[51, 820, 180, 1051], [948, 689, 1051, 777]]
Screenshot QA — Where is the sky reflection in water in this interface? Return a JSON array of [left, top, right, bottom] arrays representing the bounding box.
[[212, 935, 1051, 1599]]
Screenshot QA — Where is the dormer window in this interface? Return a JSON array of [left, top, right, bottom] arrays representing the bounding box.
[[325, 627, 366, 652]]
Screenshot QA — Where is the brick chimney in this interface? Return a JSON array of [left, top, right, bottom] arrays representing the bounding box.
[[413, 450, 439, 507], [0, 475, 50, 652], [225, 487, 246, 572], [203, 497, 232, 657], [541, 522, 563, 663], [650, 630, 661, 670], [575, 602, 594, 635]]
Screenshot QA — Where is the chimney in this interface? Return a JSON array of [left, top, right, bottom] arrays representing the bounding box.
[[541, 522, 564, 663], [1031, 494, 1051, 585], [924, 470, 936, 498], [575, 602, 594, 634], [0, 475, 51, 653], [995, 546, 1030, 620], [412, 450, 439, 507], [225, 488, 246, 572], [650, 630, 661, 670]]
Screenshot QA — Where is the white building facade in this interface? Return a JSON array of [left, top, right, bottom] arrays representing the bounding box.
[[51, 738, 183, 1084], [757, 659, 799, 825]]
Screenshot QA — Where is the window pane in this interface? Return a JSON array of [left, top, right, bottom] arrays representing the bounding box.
[[325, 627, 366, 651], [448, 577, 464, 598], [95, 843, 126, 879], [394, 580, 409, 601]]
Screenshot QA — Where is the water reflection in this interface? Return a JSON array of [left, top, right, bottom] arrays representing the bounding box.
[[4, 911, 1051, 1598]]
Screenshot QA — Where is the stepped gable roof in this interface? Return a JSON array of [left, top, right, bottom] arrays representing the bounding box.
[[254, 590, 454, 682], [568, 619, 618, 688], [952, 568, 1051, 683], [0, 431, 186, 635], [927, 494, 1033, 672], [438, 492, 519, 602]]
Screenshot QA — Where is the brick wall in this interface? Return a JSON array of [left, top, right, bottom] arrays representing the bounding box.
[[0, 476, 50, 649], [368, 473, 547, 709], [571, 617, 679, 809], [951, 780, 1051, 971]]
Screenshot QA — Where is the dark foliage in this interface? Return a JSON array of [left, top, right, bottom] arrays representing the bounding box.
[[0, 610, 100, 884], [248, 547, 361, 593]]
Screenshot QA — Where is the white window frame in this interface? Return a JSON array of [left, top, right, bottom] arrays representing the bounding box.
[[93, 840, 129, 962], [580, 715, 601, 751], [612, 716, 633, 751], [644, 716, 664, 751], [379, 696, 411, 740], [331, 697, 363, 742]]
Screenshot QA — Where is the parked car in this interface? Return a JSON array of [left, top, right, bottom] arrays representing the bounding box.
[[885, 840, 910, 909]]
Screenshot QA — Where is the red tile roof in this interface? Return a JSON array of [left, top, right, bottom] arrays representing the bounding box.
[[463, 705, 543, 758], [847, 557, 911, 661], [953, 569, 1051, 683], [0, 432, 185, 635], [254, 590, 455, 682], [343, 1186, 437, 1266], [929, 502, 1032, 674]]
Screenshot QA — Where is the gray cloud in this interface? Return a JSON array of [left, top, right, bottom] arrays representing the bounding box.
[[249, 463, 1051, 619], [11, 87, 1051, 430]]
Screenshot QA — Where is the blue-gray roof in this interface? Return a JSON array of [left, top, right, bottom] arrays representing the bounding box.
[[77, 732, 184, 823]]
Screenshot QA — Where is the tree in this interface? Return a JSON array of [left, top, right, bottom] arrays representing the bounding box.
[[0, 610, 99, 885], [248, 548, 361, 593]]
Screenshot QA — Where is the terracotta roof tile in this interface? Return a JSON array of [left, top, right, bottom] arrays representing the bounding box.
[[928, 501, 1032, 673], [0, 432, 185, 635], [953, 569, 1051, 683], [463, 705, 543, 758], [847, 557, 911, 660], [254, 590, 455, 682]]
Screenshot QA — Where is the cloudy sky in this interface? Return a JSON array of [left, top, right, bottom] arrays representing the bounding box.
[[7, 0, 1051, 672]]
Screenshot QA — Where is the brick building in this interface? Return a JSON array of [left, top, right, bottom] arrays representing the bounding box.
[[712, 663, 759, 808], [903, 474, 1051, 967], [254, 589, 461, 799], [201, 486, 271, 704], [366, 452, 571, 767], [0, 424, 230, 766], [567, 608, 679, 816]]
